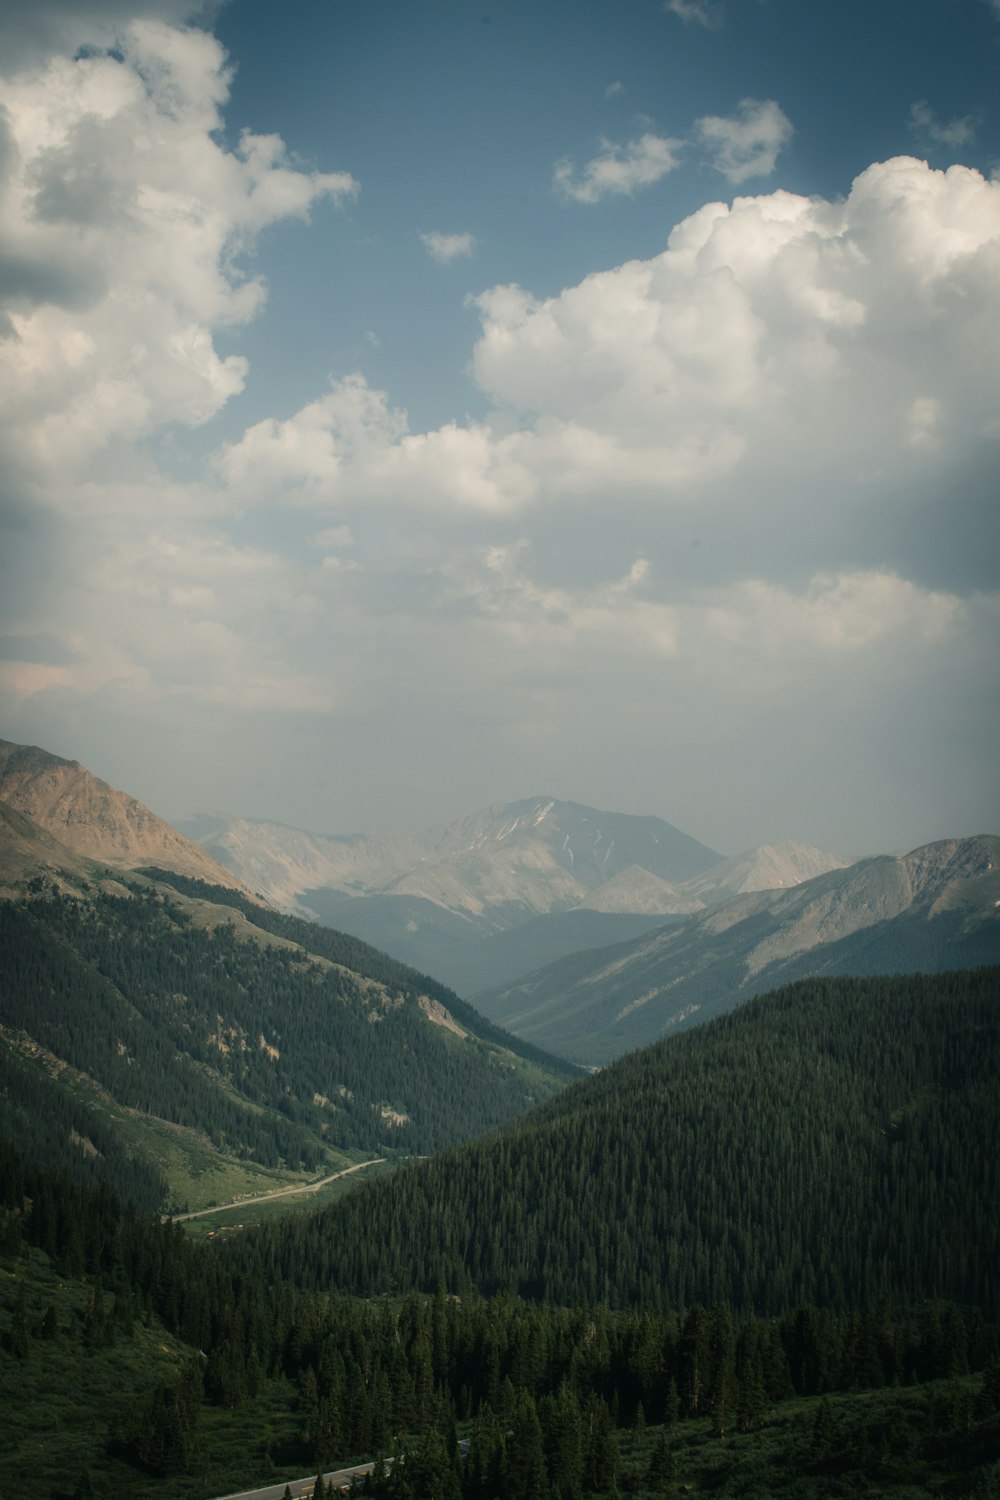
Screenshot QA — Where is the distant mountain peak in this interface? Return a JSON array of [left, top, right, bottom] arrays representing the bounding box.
[[187, 794, 723, 921]]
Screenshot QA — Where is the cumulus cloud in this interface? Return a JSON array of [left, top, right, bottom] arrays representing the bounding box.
[[446, 544, 680, 659], [0, 0, 212, 71], [695, 98, 793, 182], [0, 21, 356, 487], [0, 15, 363, 724], [701, 571, 961, 657], [419, 229, 476, 263], [220, 374, 539, 514], [908, 100, 978, 148], [604, 80, 625, 99], [553, 133, 682, 203], [664, 0, 724, 28], [0, 8, 995, 865], [215, 156, 1000, 570]]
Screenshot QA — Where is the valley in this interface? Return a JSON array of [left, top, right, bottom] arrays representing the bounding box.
[[0, 738, 998, 1499]]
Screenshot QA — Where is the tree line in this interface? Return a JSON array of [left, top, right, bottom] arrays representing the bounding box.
[[2, 1133, 997, 1495], [226, 968, 1000, 1315]]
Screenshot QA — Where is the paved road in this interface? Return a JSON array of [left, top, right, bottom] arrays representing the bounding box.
[[210, 1458, 383, 1500], [172, 1159, 384, 1223], [210, 1440, 467, 1499]]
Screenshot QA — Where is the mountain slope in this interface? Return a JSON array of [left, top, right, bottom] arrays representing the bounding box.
[[188, 806, 855, 1001], [0, 738, 249, 893], [0, 798, 100, 896], [0, 876, 572, 1208], [579, 841, 851, 916], [231, 968, 1000, 1317], [477, 835, 1000, 1062], [186, 796, 723, 920], [0, 791, 574, 1210], [676, 839, 853, 906]]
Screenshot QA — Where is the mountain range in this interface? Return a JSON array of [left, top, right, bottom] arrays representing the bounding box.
[[181, 796, 724, 913], [478, 834, 1000, 1063], [181, 801, 852, 996], [1, 736, 999, 1500], [4, 737, 996, 1074]]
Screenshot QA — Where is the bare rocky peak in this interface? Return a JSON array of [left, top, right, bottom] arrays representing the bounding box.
[[898, 834, 999, 899], [578, 865, 700, 915], [680, 840, 852, 905], [189, 796, 723, 917], [645, 835, 1000, 973], [579, 841, 851, 918], [0, 738, 251, 893]]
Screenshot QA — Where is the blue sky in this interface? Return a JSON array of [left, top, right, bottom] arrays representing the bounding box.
[[208, 0, 1000, 433], [0, 0, 997, 854]]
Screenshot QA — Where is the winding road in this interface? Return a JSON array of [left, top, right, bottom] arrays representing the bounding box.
[[172, 1158, 384, 1223], [210, 1457, 383, 1500]]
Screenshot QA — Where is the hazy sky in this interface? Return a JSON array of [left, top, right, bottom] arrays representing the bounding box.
[[0, 0, 998, 855]]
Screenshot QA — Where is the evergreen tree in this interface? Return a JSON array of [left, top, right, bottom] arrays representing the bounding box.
[[646, 1431, 676, 1495]]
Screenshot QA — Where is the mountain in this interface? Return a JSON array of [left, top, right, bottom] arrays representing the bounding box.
[[476, 835, 1000, 1063], [0, 766, 574, 1212], [577, 864, 698, 914], [184, 804, 858, 1001], [0, 798, 99, 897], [579, 841, 851, 916], [186, 796, 723, 918], [675, 838, 853, 906], [0, 864, 573, 1211], [0, 738, 249, 893], [182, 797, 726, 992], [234, 968, 1000, 1318]]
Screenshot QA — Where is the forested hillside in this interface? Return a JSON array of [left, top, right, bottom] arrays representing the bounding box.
[[235, 969, 1000, 1315], [2, 1136, 998, 1499], [0, 875, 572, 1211]]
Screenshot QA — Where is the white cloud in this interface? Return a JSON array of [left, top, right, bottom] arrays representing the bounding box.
[[695, 97, 793, 182], [446, 544, 680, 659], [215, 157, 1000, 547], [0, 21, 357, 487], [1, 23, 996, 846], [604, 80, 625, 99], [0, 0, 209, 72], [908, 100, 977, 148], [419, 229, 476, 263], [664, 0, 724, 28], [553, 133, 682, 203], [701, 571, 961, 657]]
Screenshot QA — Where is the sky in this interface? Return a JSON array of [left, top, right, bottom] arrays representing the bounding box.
[[0, 0, 998, 857]]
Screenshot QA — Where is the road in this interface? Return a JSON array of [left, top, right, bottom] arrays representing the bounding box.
[[172, 1158, 384, 1222], [209, 1457, 385, 1500], [209, 1440, 468, 1499]]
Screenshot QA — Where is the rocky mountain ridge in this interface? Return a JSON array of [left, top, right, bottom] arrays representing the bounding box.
[[184, 796, 725, 920], [477, 834, 1000, 1063], [182, 803, 854, 1000], [0, 738, 249, 894]]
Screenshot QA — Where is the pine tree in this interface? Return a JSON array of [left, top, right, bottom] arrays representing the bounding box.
[[9, 1281, 30, 1361], [646, 1431, 676, 1495], [810, 1397, 835, 1461]]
